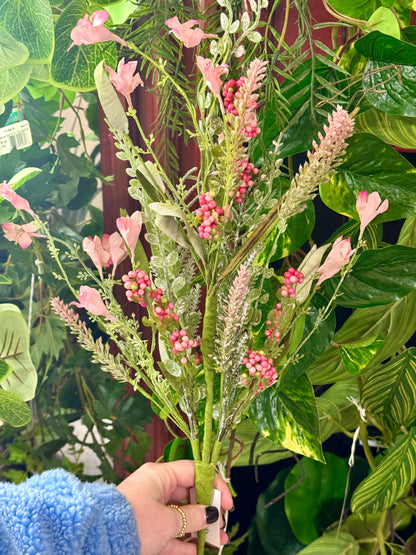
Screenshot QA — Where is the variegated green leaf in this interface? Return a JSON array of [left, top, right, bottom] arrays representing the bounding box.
[[0, 64, 32, 105], [339, 335, 385, 375], [361, 348, 416, 431], [297, 531, 359, 555], [0, 26, 29, 72], [351, 427, 416, 515], [0, 389, 31, 427], [249, 373, 324, 461], [356, 107, 416, 149]]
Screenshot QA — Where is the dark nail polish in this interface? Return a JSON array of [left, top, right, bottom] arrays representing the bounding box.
[[206, 505, 219, 524]]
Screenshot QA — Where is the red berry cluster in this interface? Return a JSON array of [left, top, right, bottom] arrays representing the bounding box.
[[281, 267, 304, 298], [195, 193, 227, 240], [223, 77, 261, 138], [241, 350, 278, 393], [230, 158, 259, 204], [153, 303, 179, 324], [170, 329, 202, 364], [265, 302, 282, 342]]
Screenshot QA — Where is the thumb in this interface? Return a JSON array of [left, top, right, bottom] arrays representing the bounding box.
[[168, 504, 219, 536]]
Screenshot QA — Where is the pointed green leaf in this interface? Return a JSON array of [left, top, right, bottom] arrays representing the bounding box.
[[351, 427, 416, 514], [355, 30, 416, 64], [367, 8, 401, 38], [361, 348, 416, 431], [309, 290, 416, 384], [0, 64, 32, 105], [0, 304, 37, 401], [297, 531, 359, 555], [339, 335, 385, 375], [0, 26, 29, 71], [0, 389, 31, 427], [8, 167, 42, 189], [94, 60, 128, 133], [50, 0, 117, 91], [334, 246, 416, 308], [321, 133, 416, 221], [317, 380, 360, 440], [324, 0, 378, 19], [355, 107, 416, 149], [0, 0, 54, 64], [250, 374, 324, 461], [284, 453, 349, 544], [363, 60, 416, 116]]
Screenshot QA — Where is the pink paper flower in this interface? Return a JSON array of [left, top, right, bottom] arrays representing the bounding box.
[[165, 17, 217, 48], [83, 232, 127, 278], [356, 191, 389, 240], [0, 181, 35, 217], [317, 236, 353, 285], [1, 221, 44, 249], [68, 10, 127, 51], [116, 211, 142, 261], [105, 58, 144, 109], [197, 56, 229, 99], [71, 286, 116, 322]]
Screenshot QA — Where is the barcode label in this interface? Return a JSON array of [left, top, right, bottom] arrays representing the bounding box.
[[0, 121, 33, 155]]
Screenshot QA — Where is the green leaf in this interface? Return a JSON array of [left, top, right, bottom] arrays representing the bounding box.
[[339, 335, 385, 374], [56, 134, 95, 179], [361, 347, 416, 432], [0, 64, 32, 105], [335, 245, 416, 308], [355, 30, 416, 64], [324, 0, 379, 19], [363, 59, 416, 116], [94, 60, 128, 133], [297, 531, 359, 555], [0, 26, 29, 71], [250, 374, 324, 462], [367, 8, 401, 38], [280, 293, 336, 386], [317, 380, 360, 440], [0, 0, 54, 64], [308, 290, 416, 384], [321, 133, 416, 220], [8, 167, 42, 189], [284, 453, 349, 544], [351, 427, 416, 514], [0, 304, 37, 401], [355, 107, 416, 149], [50, 0, 117, 91], [0, 359, 13, 381], [0, 389, 31, 427], [253, 467, 305, 555]]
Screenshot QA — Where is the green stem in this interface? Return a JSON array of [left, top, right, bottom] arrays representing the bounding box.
[[376, 510, 388, 555], [359, 420, 377, 472]]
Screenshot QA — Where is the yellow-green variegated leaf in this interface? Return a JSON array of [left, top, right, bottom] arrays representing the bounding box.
[[351, 427, 416, 515], [361, 348, 416, 432], [356, 108, 416, 150], [297, 531, 359, 555]]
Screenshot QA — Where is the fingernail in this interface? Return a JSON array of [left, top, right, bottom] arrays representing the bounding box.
[[229, 506, 235, 512], [206, 506, 219, 524]]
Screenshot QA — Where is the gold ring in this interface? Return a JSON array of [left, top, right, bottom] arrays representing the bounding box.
[[168, 503, 187, 538]]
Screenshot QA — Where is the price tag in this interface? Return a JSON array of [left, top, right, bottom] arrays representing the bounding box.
[[0, 120, 33, 155]]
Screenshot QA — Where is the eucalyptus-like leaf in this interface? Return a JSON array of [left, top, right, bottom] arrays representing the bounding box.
[[0, 304, 37, 401], [0, 389, 32, 427], [50, 0, 117, 91], [351, 427, 416, 515], [0, 26, 29, 71], [0, 0, 54, 64], [322, 133, 416, 221], [361, 348, 416, 432], [249, 374, 324, 462], [363, 60, 416, 116], [94, 61, 128, 134]]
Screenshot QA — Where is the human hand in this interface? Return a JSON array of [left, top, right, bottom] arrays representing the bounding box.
[[117, 459, 234, 555]]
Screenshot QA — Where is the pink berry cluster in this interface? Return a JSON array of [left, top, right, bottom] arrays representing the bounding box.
[[122, 269, 179, 324], [170, 329, 201, 364], [281, 267, 304, 298], [223, 77, 261, 138], [196, 193, 227, 240], [229, 158, 259, 204], [265, 302, 282, 342], [241, 350, 278, 392]]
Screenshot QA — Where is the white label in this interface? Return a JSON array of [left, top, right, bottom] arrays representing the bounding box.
[[190, 487, 224, 549], [0, 121, 33, 155]]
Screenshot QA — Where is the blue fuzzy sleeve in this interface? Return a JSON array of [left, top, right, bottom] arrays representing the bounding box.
[[0, 469, 141, 555]]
